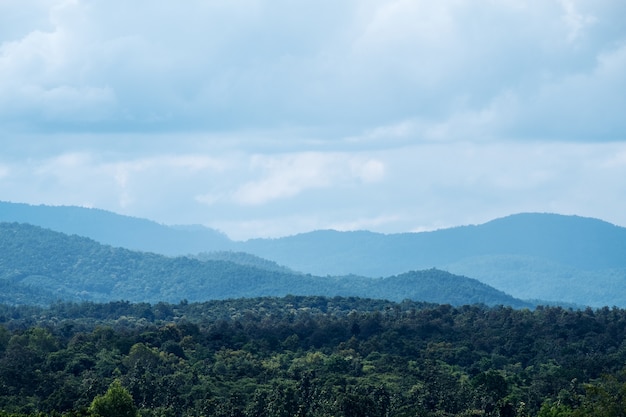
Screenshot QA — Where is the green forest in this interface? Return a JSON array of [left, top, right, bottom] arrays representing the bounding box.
[[1, 296, 626, 417], [0, 222, 529, 307]]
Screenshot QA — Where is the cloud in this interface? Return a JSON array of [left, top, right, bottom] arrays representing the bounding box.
[[0, 164, 9, 180], [0, 138, 625, 239], [0, 0, 623, 141], [514, 42, 626, 139], [229, 153, 385, 206], [0, 150, 231, 212], [210, 140, 626, 238], [559, 0, 597, 42], [0, 2, 116, 126], [0, 0, 53, 42], [0, 1, 625, 240]]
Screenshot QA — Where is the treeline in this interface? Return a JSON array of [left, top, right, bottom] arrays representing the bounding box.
[[1, 297, 626, 416]]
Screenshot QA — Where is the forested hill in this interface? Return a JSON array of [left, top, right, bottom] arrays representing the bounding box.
[[0, 201, 231, 255], [238, 213, 626, 275], [0, 222, 529, 307], [237, 213, 626, 307], [3, 201, 626, 306], [5, 202, 626, 273], [192, 251, 297, 274]]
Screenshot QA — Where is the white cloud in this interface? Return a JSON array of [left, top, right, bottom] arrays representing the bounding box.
[[0, 164, 9, 179], [0, 150, 233, 214], [230, 153, 386, 206], [1, 138, 625, 239], [510, 42, 626, 139], [0, 1, 625, 239], [0, 0, 623, 139], [0, 2, 117, 125], [351, 159, 385, 183], [0, 0, 54, 41], [558, 0, 597, 43]]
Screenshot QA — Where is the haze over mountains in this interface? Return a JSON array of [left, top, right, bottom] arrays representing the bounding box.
[[1, 201, 625, 307], [0, 201, 231, 254]]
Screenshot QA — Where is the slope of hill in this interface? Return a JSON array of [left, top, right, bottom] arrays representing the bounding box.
[[237, 213, 626, 275], [192, 251, 298, 274], [444, 255, 626, 308], [0, 201, 231, 255], [3, 201, 625, 307], [236, 214, 626, 307], [0, 222, 528, 307]]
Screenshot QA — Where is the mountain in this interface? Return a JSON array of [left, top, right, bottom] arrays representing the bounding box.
[[0, 222, 528, 307], [0, 201, 231, 255], [238, 213, 626, 274], [192, 251, 298, 274], [236, 213, 626, 307], [2, 201, 626, 306]]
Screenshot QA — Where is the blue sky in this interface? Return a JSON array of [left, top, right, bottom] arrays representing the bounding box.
[[1, 0, 625, 239]]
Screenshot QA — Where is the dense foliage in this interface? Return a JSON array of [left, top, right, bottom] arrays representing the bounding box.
[[0, 222, 528, 307], [1, 297, 626, 416]]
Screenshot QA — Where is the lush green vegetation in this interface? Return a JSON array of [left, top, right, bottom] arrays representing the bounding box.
[[1, 297, 626, 416], [0, 222, 529, 307]]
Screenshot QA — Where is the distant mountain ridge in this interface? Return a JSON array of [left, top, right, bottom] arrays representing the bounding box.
[[2, 201, 626, 306], [0, 201, 231, 254], [238, 213, 626, 274], [0, 222, 528, 307], [236, 214, 626, 307]]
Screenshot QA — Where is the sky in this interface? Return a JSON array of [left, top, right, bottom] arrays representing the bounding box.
[[1, 0, 625, 240]]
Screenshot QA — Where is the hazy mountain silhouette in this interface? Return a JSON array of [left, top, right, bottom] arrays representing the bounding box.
[[238, 213, 626, 273], [2, 201, 625, 306], [0, 201, 231, 255], [237, 214, 626, 306]]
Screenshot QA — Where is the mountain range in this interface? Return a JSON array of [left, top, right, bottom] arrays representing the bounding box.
[[1, 201, 625, 307], [238, 213, 626, 306], [0, 221, 528, 307], [0, 201, 230, 254]]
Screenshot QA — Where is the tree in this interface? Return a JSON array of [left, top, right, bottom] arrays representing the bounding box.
[[89, 379, 137, 417], [574, 371, 626, 417]]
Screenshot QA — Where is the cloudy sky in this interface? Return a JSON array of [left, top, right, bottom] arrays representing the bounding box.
[[1, 0, 625, 240]]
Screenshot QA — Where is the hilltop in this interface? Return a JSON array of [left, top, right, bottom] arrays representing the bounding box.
[[0, 201, 231, 255]]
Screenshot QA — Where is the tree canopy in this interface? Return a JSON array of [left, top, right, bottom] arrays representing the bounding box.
[[0, 297, 626, 416], [89, 380, 137, 417]]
